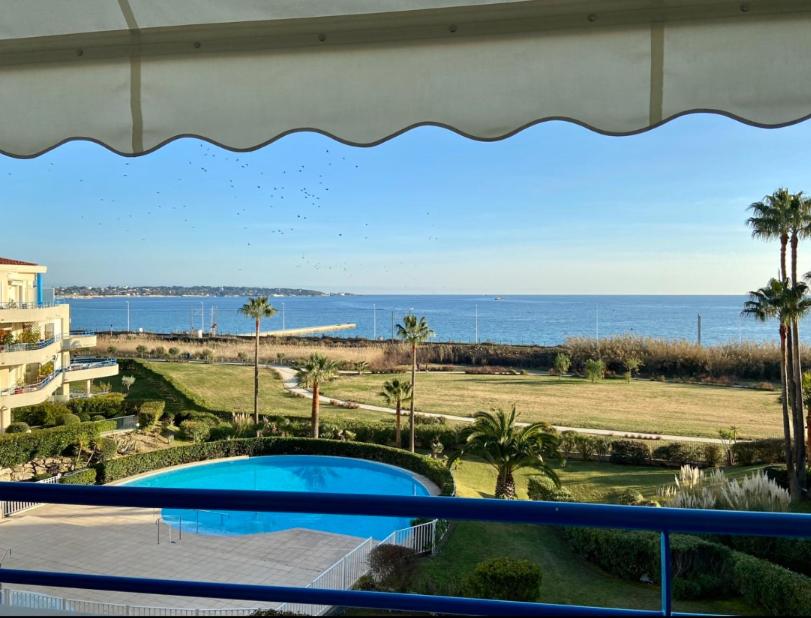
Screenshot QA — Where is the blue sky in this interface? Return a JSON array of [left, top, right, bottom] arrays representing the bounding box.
[[2, 114, 811, 294]]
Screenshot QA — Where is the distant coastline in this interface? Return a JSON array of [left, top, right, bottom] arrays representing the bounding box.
[[56, 285, 347, 298]]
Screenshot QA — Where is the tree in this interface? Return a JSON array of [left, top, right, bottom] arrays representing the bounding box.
[[623, 356, 643, 383], [121, 375, 135, 392], [748, 189, 809, 490], [584, 358, 605, 383], [379, 378, 412, 449], [298, 353, 339, 438], [450, 407, 560, 499], [239, 297, 277, 427], [742, 278, 811, 500], [552, 353, 571, 378], [354, 360, 369, 375], [396, 314, 434, 452]]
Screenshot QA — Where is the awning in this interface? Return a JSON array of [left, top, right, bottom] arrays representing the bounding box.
[[2, 0, 811, 157]]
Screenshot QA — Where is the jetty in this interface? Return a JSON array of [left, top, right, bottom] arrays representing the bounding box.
[[238, 323, 357, 337]]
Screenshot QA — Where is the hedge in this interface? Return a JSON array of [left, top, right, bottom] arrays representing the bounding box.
[[566, 526, 811, 613], [60, 468, 98, 485], [96, 437, 456, 495], [731, 551, 811, 615], [732, 439, 785, 465], [0, 420, 116, 469]]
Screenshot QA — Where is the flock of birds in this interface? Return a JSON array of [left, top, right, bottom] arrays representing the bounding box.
[[5, 140, 438, 281]]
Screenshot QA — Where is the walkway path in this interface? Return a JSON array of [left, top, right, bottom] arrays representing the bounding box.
[[274, 366, 726, 445]]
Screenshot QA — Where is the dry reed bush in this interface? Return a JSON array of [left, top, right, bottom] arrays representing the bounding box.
[[564, 336, 801, 381], [95, 334, 389, 367]]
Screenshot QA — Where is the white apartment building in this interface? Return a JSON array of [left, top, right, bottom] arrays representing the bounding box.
[[0, 257, 118, 431]]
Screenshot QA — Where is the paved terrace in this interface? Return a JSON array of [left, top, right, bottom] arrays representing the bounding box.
[[0, 503, 364, 612]]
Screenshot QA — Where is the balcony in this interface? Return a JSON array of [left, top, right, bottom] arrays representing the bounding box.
[[62, 332, 97, 351], [0, 370, 63, 408], [0, 483, 808, 616], [63, 358, 118, 383], [0, 337, 61, 366], [0, 303, 68, 326]]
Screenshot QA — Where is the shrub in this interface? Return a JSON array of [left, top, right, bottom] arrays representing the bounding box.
[[0, 420, 115, 468], [209, 424, 236, 441], [558, 431, 578, 455], [68, 393, 127, 419], [731, 551, 811, 615], [368, 545, 418, 591], [702, 444, 723, 467], [615, 489, 644, 505], [584, 358, 605, 383], [652, 443, 700, 466], [527, 476, 574, 502], [609, 440, 650, 465], [13, 401, 72, 427], [58, 413, 81, 426], [93, 437, 118, 463], [60, 468, 98, 485], [464, 557, 541, 602], [565, 527, 733, 599], [660, 466, 790, 512], [96, 438, 455, 495], [574, 434, 597, 461], [137, 400, 166, 430], [176, 410, 221, 428], [179, 420, 210, 442], [552, 352, 571, 377], [5, 422, 30, 434], [92, 415, 106, 422], [732, 439, 785, 465]]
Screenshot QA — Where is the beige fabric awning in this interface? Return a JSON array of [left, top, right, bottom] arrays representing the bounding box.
[[2, 0, 811, 157]]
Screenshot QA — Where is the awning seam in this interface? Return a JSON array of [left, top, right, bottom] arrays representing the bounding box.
[[117, 0, 143, 154], [649, 23, 664, 126]]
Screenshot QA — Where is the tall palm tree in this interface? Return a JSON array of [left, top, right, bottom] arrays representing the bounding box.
[[239, 297, 277, 427], [298, 353, 339, 438], [396, 314, 434, 453], [748, 190, 808, 491], [450, 407, 560, 499], [379, 378, 412, 449], [742, 279, 807, 499]]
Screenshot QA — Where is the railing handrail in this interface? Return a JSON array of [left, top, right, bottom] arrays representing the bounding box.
[[0, 336, 59, 354], [0, 483, 809, 616], [0, 302, 58, 310], [0, 370, 61, 398], [66, 358, 117, 371]]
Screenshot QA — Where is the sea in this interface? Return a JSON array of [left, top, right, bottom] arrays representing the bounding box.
[[61, 295, 801, 347]]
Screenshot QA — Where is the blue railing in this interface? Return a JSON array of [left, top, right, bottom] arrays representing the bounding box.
[[0, 336, 57, 354], [0, 483, 809, 616], [65, 358, 117, 371]]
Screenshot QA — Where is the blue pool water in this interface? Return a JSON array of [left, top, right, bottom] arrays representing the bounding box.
[[126, 456, 431, 540]]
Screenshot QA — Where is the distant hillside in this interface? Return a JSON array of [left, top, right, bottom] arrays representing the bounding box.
[[56, 285, 337, 298]]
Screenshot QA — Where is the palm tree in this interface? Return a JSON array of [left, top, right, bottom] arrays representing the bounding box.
[[239, 297, 277, 427], [379, 379, 412, 449], [742, 279, 808, 499], [450, 407, 560, 499], [747, 188, 794, 279], [298, 353, 339, 438], [396, 314, 434, 453]]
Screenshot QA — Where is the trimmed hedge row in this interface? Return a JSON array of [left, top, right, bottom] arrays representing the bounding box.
[[94, 437, 455, 496], [15, 394, 127, 426], [0, 420, 116, 469], [565, 527, 811, 614], [60, 468, 98, 485]]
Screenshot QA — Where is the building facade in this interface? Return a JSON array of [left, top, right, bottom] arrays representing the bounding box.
[[0, 257, 118, 431]]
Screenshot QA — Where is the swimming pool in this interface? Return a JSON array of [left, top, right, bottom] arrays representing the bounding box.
[[126, 455, 431, 540]]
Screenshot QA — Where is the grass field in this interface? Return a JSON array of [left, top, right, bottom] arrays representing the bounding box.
[[138, 361, 388, 422], [322, 372, 782, 439]]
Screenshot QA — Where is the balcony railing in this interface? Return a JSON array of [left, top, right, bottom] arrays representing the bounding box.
[[0, 483, 809, 616], [0, 302, 57, 310], [0, 336, 57, 354], [0, 370, 61, 398], [65, 358, 117, 371]]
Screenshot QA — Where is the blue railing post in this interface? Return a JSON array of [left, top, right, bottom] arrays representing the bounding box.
[[35, 274, 43, 307], [660, 531, 672, 617]]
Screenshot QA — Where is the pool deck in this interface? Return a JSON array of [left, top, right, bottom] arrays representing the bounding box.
[[0, 502, 364, 612]]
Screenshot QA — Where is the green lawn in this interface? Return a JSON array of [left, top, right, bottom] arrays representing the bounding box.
[[322, 372, 782, 439], [139, 361, 389, 422]]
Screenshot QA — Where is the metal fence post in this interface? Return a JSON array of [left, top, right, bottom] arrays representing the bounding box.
[[660, 531, 672, 617]]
